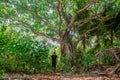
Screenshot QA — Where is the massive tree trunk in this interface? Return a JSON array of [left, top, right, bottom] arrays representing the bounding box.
[[60, 33, 77, 67], [60, 41, 77, 67], [60, 32, 76, 54], [60, 41, 75, 55]]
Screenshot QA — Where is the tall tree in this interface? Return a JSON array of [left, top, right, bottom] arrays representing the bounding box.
[[0, 0, 119, 56]]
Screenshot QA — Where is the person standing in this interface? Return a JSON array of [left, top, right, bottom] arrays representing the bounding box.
[[51, 51, 57, 73]]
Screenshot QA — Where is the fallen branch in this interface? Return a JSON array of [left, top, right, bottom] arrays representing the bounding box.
[[109, 63, 120, 75]]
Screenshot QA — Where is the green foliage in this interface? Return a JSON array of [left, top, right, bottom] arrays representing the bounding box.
[[0, 26, 51, 73], [56, 53, 77, 73], [0, 41, 50, 73], [0, 44, 50, 74], [81, 53, 95, 68], [0, 70, 5, 76], [102, 53, 116, 66]]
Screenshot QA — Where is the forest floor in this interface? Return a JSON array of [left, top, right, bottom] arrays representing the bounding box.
[[1, 64, 120, 80], [0, 72, 120, 80]]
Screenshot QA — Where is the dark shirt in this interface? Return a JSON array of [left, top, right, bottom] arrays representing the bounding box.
[[51, 54, 57, 68]]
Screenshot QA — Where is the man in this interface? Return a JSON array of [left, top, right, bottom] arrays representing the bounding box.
[[51, 51, 57, 73]]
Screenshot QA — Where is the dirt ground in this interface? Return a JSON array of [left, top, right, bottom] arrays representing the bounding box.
[[0, 73, 120, 80], [1, 64, 120, 80]]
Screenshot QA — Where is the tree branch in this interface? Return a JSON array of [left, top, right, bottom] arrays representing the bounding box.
[[5, 0, 59, 35], [45, 0, 70, 37], [74, 11, 116, 47], [62, 0, 100, 38], [45, 0, 58, 9], [15, 19, 60, 42], [57, 0, 62, 37], [77, 15, 99, 29], [71, 0, 99, 26]]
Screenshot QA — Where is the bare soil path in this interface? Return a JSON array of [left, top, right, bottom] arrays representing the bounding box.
[[0, 73, 120, 80]]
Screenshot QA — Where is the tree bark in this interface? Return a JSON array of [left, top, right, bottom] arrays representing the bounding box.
[[82, 34, 86, 54], [110, 29, 114, 47], [60, 34, 77, 67], [96, 34, 101, 49], [60, 41, 75, 55]]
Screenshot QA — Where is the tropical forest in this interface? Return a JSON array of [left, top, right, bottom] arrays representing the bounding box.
[[0, 0, 120, 79]]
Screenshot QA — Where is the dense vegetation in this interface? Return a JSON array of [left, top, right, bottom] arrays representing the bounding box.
[[0, 0, 120, 75]]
